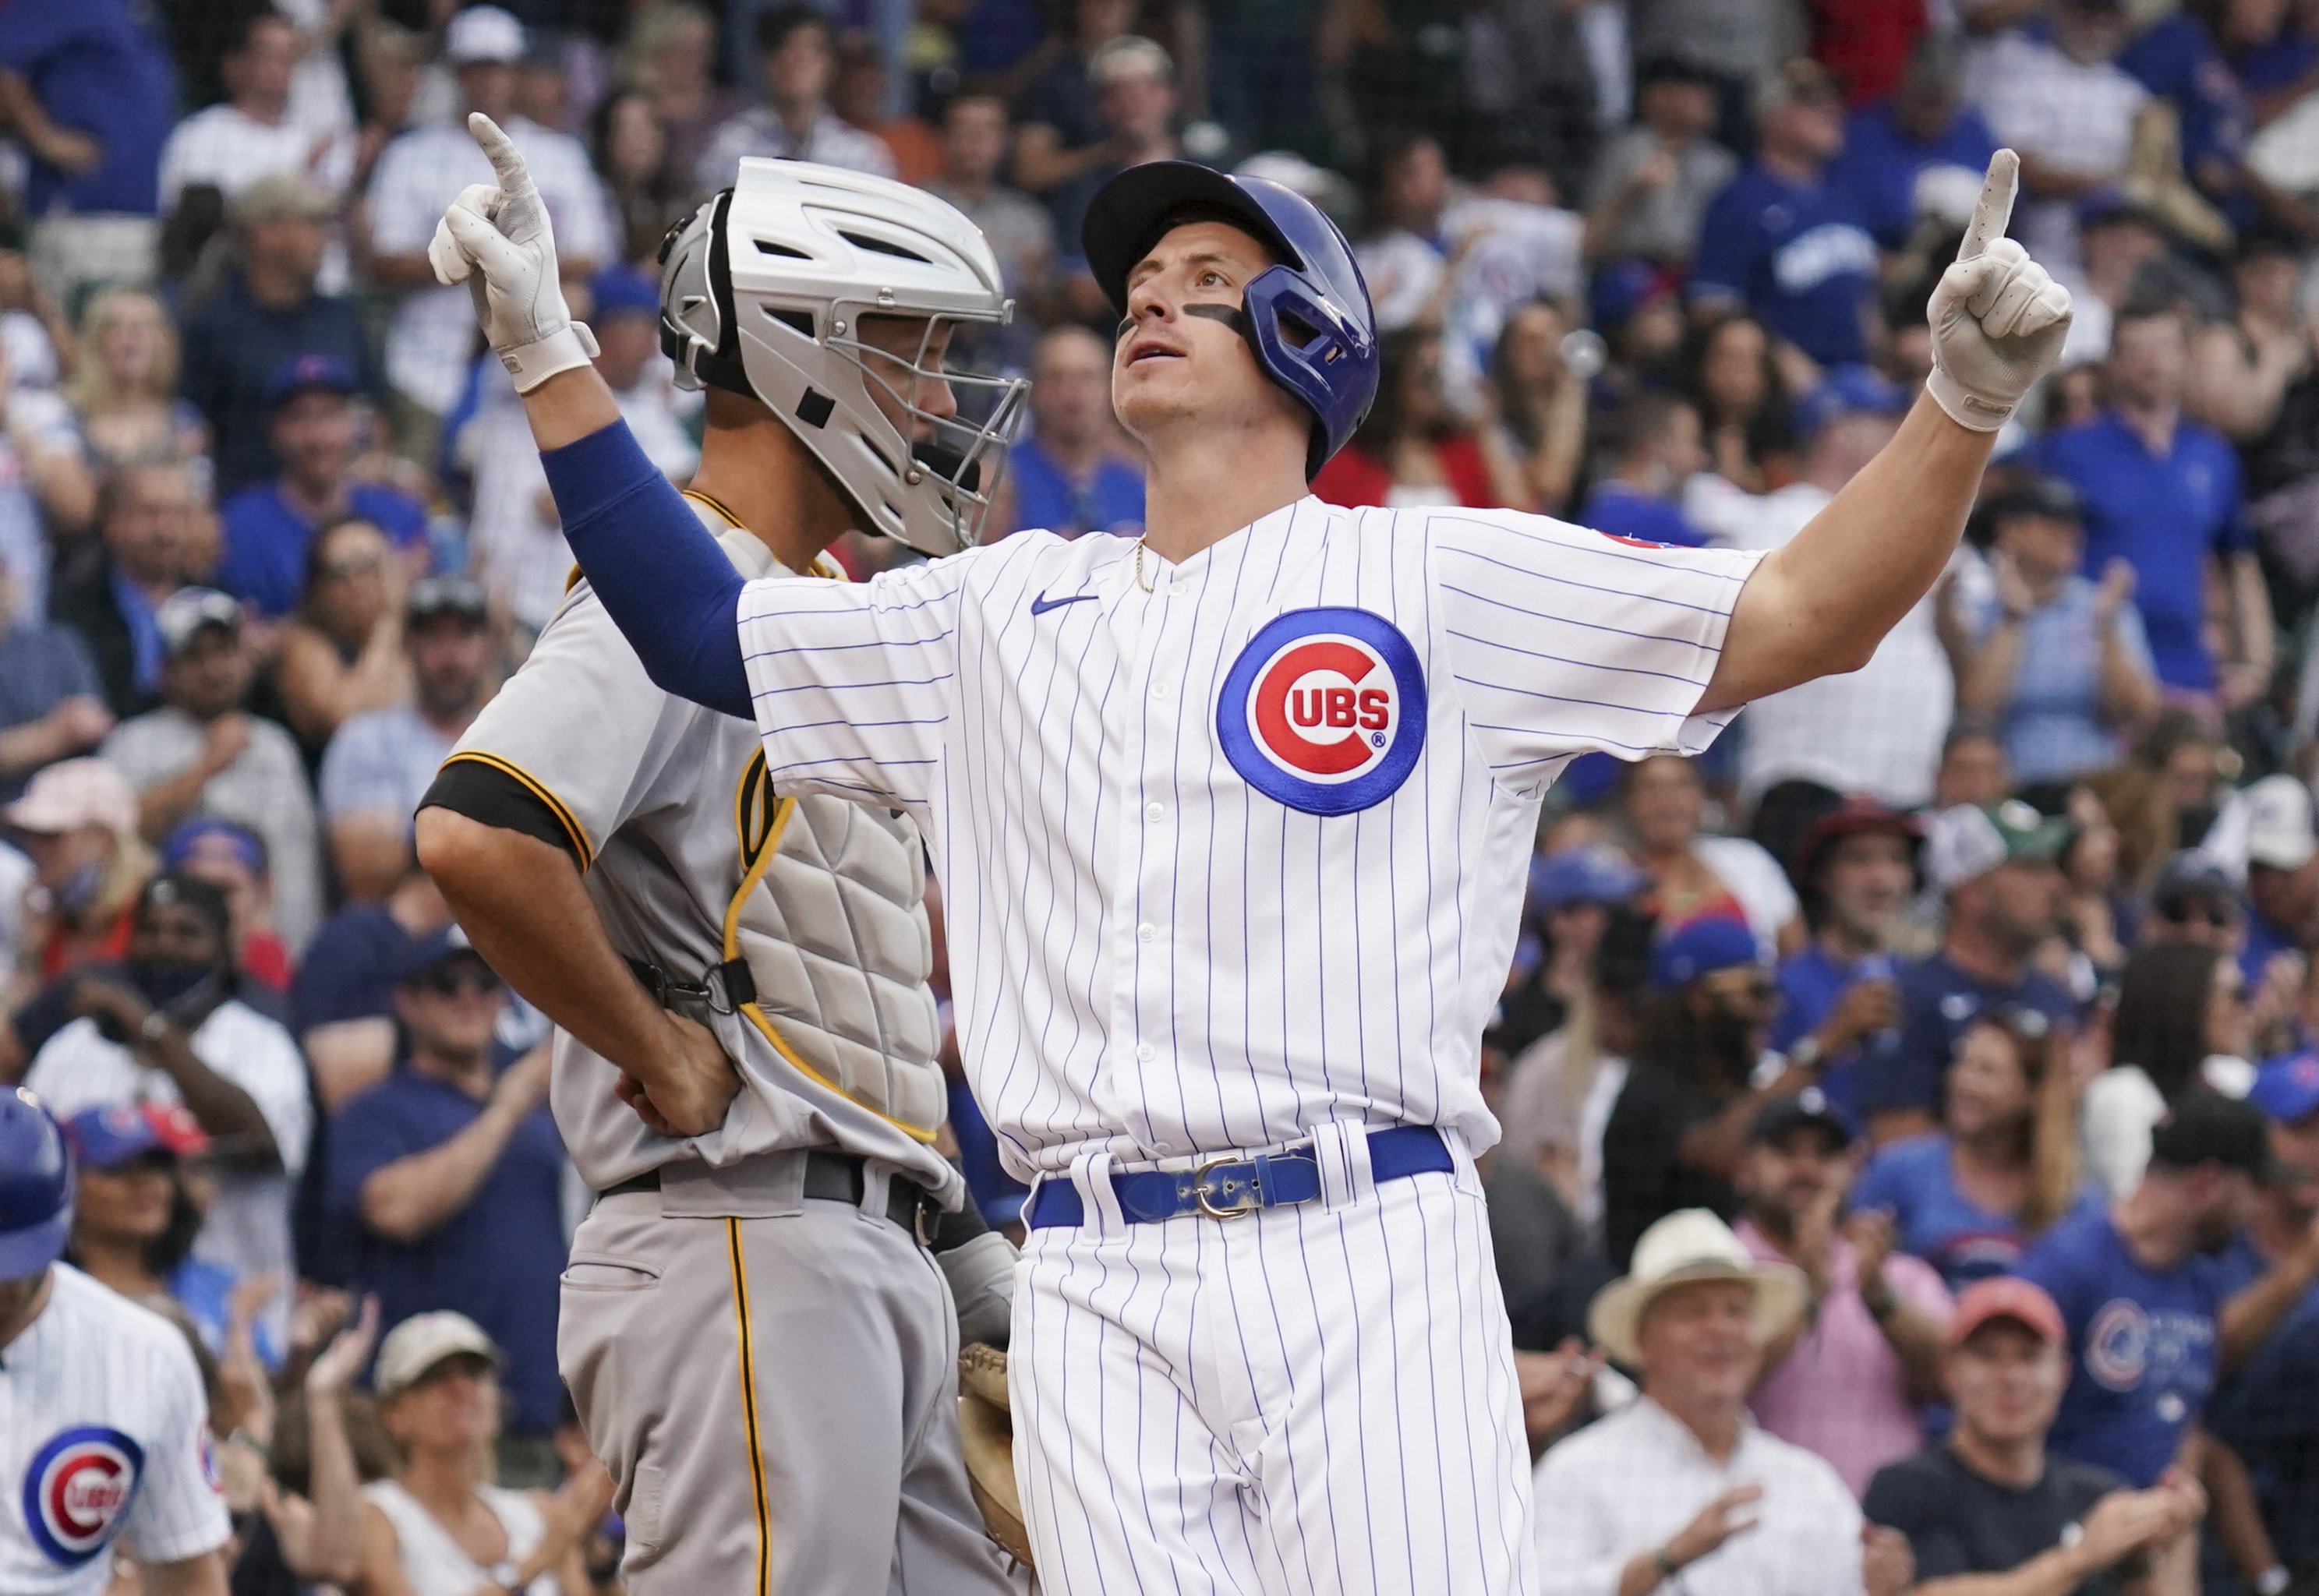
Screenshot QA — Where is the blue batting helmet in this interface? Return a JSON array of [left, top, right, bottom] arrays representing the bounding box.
[[0, 1088, 72, 1281], [1083, 161, 1378, 479]]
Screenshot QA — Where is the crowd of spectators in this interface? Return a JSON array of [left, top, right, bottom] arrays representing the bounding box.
[[10, 0, 2319, 1591]]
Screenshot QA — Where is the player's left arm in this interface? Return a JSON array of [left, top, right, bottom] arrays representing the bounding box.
[[1698, 151, 2072, 715]]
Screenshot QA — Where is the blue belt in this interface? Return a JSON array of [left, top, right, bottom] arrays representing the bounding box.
[[1026, 1125, 1452, 1228]]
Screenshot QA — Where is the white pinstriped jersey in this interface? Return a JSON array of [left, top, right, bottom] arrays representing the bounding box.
[[734, 497, 1762, 1177], [0, 1266, 229, 1594]]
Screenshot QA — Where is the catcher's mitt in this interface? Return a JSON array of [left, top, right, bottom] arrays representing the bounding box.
[[956, 1343, 1034, 1568]]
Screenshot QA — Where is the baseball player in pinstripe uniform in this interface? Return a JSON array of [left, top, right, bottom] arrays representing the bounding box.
[[433, 111, 2073, 1592], [412, 161, 1025, 1594], [0, 1089, 232, 1596]]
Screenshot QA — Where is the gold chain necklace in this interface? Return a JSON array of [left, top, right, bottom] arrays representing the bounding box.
[[1132, 535, 1156, 593]]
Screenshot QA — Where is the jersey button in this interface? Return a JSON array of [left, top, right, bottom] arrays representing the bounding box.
[[1137, 1043, 1158, 1063], [1150, 681, 1170, 701], [1137, 923, 1158, 942], [1145, 800, 1166, 821]]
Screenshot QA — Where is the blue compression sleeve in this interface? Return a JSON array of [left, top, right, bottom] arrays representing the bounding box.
[[539, 421, 753, 719]]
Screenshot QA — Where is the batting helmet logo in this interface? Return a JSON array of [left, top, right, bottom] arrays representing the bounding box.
[[1218, 608, 1425, 815], [23, 1427, 144, 1566]]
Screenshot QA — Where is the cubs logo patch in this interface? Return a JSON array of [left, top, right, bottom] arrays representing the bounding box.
[[2086, 1298, 2150, 1391], [1217, 607, 1426, 816], [23, 1427, 144, 1566]]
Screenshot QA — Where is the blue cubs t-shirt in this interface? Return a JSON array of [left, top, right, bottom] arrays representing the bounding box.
[[1691, 164, 1880, 366], [1854, 1133, 2105, 1294], [1577, 482, 1708, 549], [1854, 952, 2080, 1123], [217, 482, 430, 619], [1830, 98, 1999, 249], [2206, 1232, 2319, 1568], [2037, 414, 2250, 692], [2016, 1206, 2225, 1488]]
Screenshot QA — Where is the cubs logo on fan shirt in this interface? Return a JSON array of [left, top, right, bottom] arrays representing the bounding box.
[[1217, 606, 1426, 815], [22, 1430, 143, 1567]]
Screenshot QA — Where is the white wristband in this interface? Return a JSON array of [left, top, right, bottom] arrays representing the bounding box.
[[1925, 366, 2015, 433], [499, 321, 599, 393], [2255, 1567, 2289, 1596]]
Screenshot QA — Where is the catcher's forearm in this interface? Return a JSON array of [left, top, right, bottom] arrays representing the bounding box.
[[414, 807, 677, 1075], [536, 419, 754, 719]]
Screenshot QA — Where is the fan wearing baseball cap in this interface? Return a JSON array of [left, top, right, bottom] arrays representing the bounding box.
[[2205, 1054, 2319, 1582], [1601, 916, 1809, 1268], [1734, 1089, 1957, 1499], [2239, 775, 2319, 994], [215, 355, 429, 620], [2015, 1093, 2304, 1492], [1864, 1276, 2206, 1595], [1769, 799, 1920, 1121], [1854, 800, 2080, 1146]]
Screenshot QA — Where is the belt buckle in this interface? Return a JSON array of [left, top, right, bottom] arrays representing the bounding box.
[[1192, 1156, 1262, 1219]]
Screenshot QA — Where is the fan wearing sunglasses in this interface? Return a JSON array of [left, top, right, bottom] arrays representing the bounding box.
[[327, 926, 571, 1485]]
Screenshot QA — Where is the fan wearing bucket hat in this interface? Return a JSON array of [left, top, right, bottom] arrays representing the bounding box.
[[434, 76, 2071, 1591], [1862, 1276, 2205, 1595], [0, 1089, 236, 1595], [352, 1310, 615, 1596], [1535, 1208, 1886, 1596], [1855, 800, 2078, 1146]]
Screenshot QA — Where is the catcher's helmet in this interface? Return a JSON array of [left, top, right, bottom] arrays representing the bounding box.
[[658, 161, 1028, 557], [1083, 161, 1378, 478], [0, 1088, 72, 1281]]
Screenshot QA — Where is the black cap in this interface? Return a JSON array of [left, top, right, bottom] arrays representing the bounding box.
[[2148, 1091, 2270, 1177], [2151, 849, 2239, 916], [1635, 51, 1718, 89], [1750, 1086, 1855, 1149], [1982, 475, 2083, 531], [406, 574, 488, 626]]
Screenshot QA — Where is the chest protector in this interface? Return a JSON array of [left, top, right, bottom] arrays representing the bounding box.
[[710, 508, 947, 1142]]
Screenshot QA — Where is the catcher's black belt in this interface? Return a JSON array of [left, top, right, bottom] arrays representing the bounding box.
[[601, 1151, 936, 1241]]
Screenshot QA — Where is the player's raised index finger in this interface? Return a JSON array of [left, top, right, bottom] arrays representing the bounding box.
[[467, 111, 531, 190], [1957, 149, 2019, 262]]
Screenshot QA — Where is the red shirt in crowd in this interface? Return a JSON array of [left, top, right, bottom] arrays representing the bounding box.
[[1310, 435, 1500, 510]]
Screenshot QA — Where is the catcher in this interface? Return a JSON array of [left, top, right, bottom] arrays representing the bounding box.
[[413, 157, 1026, 1594]]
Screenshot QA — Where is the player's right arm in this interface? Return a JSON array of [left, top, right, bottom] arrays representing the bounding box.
[[415, 584, 741, 1139], [434, 116, 967, 814]]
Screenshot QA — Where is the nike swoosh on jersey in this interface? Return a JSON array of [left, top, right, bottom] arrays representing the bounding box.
[[1030, 591, 1098, 616]]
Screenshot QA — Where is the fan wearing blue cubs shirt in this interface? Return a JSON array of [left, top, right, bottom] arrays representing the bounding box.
[[431, 101, 2070, 1593], [2015, 1094, 2270, 1490], [0, 1089, 231, 1596], [1692, 60, 1883, 369]]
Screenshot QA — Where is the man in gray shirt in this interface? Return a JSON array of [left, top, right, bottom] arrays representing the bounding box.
[[102, 588, 322, 952], [1585, 53, 1739, 266]]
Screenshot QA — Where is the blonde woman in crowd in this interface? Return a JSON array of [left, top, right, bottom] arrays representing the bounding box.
[[65, 287, 210, 477], [350, 1314, 611, 1596]]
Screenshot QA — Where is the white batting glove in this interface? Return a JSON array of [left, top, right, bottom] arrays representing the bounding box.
[[1924, 150, 2073, 433], [428, 112, 599, 393]]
